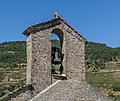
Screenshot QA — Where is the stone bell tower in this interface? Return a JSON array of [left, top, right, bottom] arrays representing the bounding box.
[[22, 12, 86, 95]]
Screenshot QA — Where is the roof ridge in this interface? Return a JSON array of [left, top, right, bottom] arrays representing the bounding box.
[[22, 16, 86, 41]]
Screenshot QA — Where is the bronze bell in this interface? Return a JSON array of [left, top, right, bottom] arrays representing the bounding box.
[[51, 47, 63, 64], [54, 51, 61, 64]]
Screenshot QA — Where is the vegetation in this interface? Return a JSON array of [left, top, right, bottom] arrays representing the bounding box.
[[0, 41, 26, 97], [0, 79, 25, 97], [86, 72, 120, 101], [85, 42, 120, 70], [51, 39, 60, 48], [86, 72, 119, 89], [0, 41, 26, 68]]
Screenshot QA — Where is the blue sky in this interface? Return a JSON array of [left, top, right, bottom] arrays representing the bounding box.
[[0, 0, 120, 47]]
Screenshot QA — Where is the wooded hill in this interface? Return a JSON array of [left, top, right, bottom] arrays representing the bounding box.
[[0, 41, 120, 69], [0, 41, 26, 68], [85, 42, 120, 70]]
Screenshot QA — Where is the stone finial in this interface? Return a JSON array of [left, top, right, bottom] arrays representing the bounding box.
[[54, 12, 61, 19]]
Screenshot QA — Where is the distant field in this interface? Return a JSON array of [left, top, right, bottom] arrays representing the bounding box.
[[1, 67, 120, 101], [86, 71, 120, 101], [0, 66, 26, 97]]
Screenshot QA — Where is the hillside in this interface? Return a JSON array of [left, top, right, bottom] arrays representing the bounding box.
[[0, 41, 120, 70], [0, 41, 26, 97], [0, 41, 120, 100], [85, 42, 120, 71], [0, 41, 26, 68]]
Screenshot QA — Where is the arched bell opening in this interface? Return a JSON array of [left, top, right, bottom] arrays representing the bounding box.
[[50, 28, 64, 76]]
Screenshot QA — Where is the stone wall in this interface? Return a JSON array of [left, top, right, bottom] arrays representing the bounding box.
[[26, 20, 85, 96], [64, 24, 85, 80], [27, 29, 52, 94], [9, 90, 31, 101], [0, 84, 33, 101]]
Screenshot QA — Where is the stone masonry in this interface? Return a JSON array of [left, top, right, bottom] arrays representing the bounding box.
[[22, 13, 86, 98], [0, 84, 33, 101]]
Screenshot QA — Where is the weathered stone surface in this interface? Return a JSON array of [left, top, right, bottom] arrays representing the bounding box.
[[9, 90, 31, 101], [25, 18, 86, 96], [31, 79, 113, 101]]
